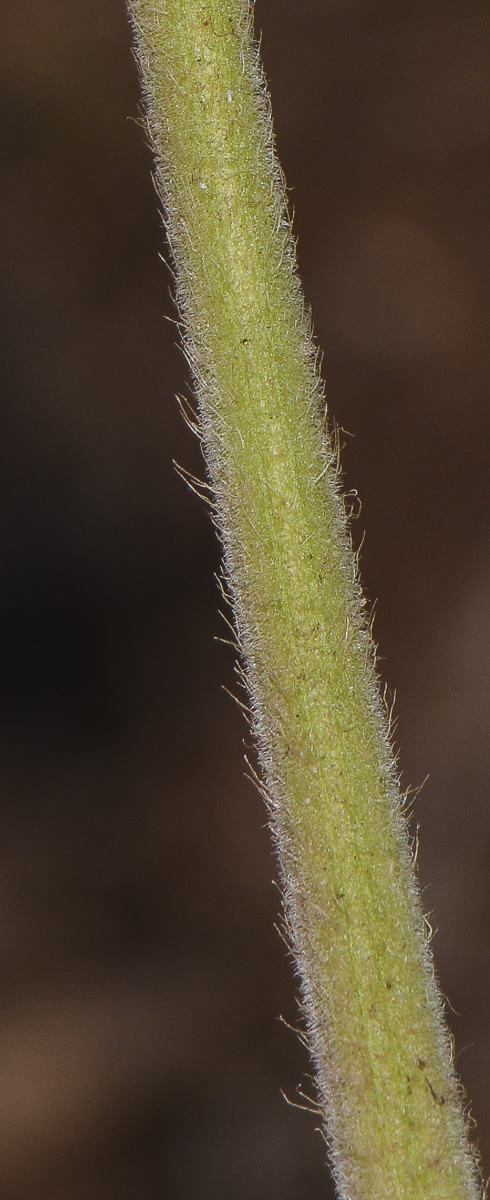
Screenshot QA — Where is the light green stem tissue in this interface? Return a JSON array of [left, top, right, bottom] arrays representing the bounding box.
[[128, 2, 481, 1197]]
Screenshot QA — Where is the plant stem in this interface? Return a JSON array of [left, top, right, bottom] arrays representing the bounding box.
[[127, 2, 481, 1196]]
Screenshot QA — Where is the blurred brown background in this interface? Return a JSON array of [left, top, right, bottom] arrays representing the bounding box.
[[0, 0, 489, 1196]]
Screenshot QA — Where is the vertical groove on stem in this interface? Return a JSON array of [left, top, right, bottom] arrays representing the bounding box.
[[127, 2, 481, 1197]]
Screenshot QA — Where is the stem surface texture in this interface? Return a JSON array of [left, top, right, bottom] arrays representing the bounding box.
[[128, 3, 481, 1197]]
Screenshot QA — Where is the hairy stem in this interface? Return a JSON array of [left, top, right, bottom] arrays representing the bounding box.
[[127, 2, 481, 1197]]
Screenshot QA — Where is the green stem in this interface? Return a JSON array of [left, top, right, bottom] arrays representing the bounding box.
[[127, 2, 481, 1197]]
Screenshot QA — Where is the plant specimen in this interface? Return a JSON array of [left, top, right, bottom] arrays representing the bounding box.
[[127, 2, 482, 1196]]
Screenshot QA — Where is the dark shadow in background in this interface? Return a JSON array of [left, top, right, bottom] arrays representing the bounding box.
[[0, 0, 489, 1196]]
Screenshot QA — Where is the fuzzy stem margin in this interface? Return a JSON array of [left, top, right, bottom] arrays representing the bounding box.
[[127, 2, 481, 1197]]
